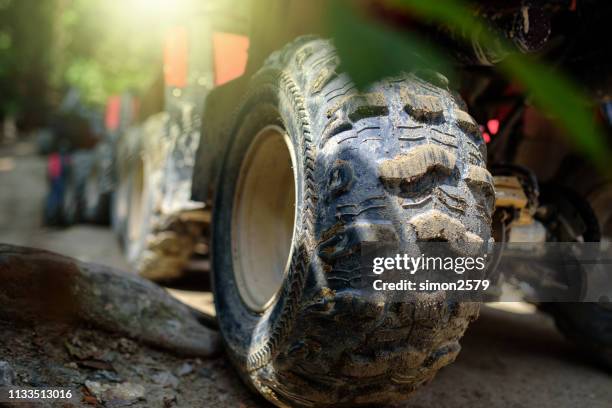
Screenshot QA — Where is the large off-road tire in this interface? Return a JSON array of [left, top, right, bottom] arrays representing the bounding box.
[[111, 158, 131, 247], [539, 185, 612, 370], [124, 154, 199, 281], [547, 303, 612, 370], [60, 167, 80, 226], [124, 152, 149, 266], [113, 127, 141, 250], [212, 37, 494, 407], [61, 150, 95, 226], [83, 144, 112, 225]]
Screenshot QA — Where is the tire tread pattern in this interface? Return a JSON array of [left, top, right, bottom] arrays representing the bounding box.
[[228, 37, 495, 407]]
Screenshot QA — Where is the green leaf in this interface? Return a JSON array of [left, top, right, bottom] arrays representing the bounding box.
[[328, 0, 454, 89], [329, 0, 611, 172]]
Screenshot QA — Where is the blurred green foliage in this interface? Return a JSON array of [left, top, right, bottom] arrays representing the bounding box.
[[0, 0, 55, 126], [331, 4, 453, 89], [330, 0, 611, 171], [1, 0, 609, 170], [54, 0, 167, 107], [0, 0, 166, 127]]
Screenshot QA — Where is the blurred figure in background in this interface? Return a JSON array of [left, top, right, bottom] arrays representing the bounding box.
[[45, 141, 72, 225]]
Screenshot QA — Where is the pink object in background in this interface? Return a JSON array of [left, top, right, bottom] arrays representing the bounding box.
[[47, 153, 62, 179]]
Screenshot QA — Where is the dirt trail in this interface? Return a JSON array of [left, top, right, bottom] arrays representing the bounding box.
[[0, 141, 129, 270], [0, 141, 610, 407]]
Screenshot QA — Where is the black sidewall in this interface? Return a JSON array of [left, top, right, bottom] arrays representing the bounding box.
[[212, 77, 306, 366]]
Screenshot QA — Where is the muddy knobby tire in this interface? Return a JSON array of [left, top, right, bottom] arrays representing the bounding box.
[[212, 37, 494, 407], [120, 118, 205, 281], [134, 215, 205, 281]]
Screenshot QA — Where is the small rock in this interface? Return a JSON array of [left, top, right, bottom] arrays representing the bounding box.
[[175, 362, 193, 377], [0, 361, 14, 386], [85, 380, 107, 398], [48, 363, 85, 384], [78, 359, 114, 371], [108, 382, 146, 401], [17, 371, 30, 384], [163, 393, 177, 408], [198, 367, 213, 380], [115, 338, 137, 354], [85, 380, 145, 403], [100, 350, 118, 362], [65, 337, 101, 360], [91, 370, 122, 383], [152, 371, 179, 389]]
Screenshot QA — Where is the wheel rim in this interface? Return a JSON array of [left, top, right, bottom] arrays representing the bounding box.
[[231, 125, 297, 312]]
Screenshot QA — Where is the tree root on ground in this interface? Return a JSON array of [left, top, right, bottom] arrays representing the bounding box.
[[0, 244, 219, 357]]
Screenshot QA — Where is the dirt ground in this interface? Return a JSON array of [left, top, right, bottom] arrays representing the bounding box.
[[1, 140, 610, 407]]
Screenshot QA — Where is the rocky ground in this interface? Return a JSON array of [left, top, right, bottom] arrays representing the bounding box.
[[1, 322, 260, 408], [0, 139, 610, 407]]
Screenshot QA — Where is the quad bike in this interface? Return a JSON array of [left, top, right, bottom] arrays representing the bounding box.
[[96, 0, 612, 406], [42, 106, 106, 227]]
